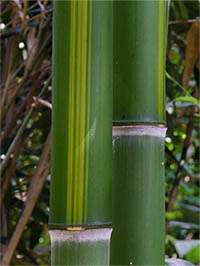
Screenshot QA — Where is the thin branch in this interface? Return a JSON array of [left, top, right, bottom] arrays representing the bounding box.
[[169, 19, 200, 25], [0, 137, 22, 211], [0, 76, 51, 174], [165, 148, 198, 180], [166, 113, 194, 221], [32, 96, 52, 109], [0, 132, 51, 266], [0, 30, 51, 119], [0, 108, 33, 174]]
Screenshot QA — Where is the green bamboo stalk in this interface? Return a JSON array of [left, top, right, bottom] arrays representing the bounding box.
[[49, 1, 112, 265], [111, 126, 166, 265], [113, 1, 166, 124], [111, 1, 167, 265], [50, 229, 112, 265]]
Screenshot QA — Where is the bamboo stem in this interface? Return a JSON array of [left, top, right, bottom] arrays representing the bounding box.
[[50, 228, 112, 266], [111, 126, 166, 265], [111, 1, 167, 265], [50, 1, 113, 264]]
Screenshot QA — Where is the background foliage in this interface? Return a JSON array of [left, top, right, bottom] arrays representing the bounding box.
[[0, 1, 199, 265]]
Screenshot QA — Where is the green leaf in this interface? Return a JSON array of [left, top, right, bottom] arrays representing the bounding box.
[[175, 96, 199, 107], [185, 244, 200, 264]]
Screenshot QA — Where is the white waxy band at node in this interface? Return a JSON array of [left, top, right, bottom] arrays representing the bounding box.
[[49, 228, 112, 243], [113, 125, 167, 138]]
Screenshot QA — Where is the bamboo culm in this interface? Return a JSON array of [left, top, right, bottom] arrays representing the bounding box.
[[111, 1, 167, 265], [50, 1, 113, 265]]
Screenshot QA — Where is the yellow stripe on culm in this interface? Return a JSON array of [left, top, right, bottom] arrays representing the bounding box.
[[73, 0, 80, 225], [67, 1, 90, 225], [84, 2, 92, 224], [67, 1, 76, 225]]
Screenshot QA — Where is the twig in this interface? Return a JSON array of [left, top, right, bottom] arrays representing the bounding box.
[[166, 113, 195, 233], [1, 29, 51, 119], [0, 76, 51, 174], [170, 30, 187, 45], [0, 204, 7, 260], [0, 75, 39, 146], [169, 18, 200, 25], [165, 148, 198, 180], [32, 97, 52, 109], [0, 108, 33, 174], [0, 132, 51, 266], [166, 71, 188, 95], [0, 137, 22, 211]]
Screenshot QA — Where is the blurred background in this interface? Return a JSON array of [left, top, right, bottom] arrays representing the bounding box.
[[0, 0, 199, 265]]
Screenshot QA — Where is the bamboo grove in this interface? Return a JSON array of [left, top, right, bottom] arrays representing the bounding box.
[[50, 1, 167, 265]]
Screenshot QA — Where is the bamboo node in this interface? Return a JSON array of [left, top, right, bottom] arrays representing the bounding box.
[[67, 226, 84, 231]]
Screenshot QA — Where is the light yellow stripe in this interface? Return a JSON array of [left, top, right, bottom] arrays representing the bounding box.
[[73, 0, 81, 224], [67, 0, 90, 225], [73, 1, 89, 224]]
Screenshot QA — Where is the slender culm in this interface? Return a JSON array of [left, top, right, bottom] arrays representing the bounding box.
[[111, 1, 167, 265], [49, 1, 113, 265]]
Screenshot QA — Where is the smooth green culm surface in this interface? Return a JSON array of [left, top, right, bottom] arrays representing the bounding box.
[[113, 0, 166, 123], [111, 0, 167, 265], [50, 229, 112, 266], [50, 0, 112, 265], [111, 126, 166, 265], [50, 0, 112, 227]]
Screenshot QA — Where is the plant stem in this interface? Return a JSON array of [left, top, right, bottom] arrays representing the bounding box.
[[49, 228, 112, 265], [111, 1, 167, 265], [50, 1, 113, 265], [111, 126, 166, 265]]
